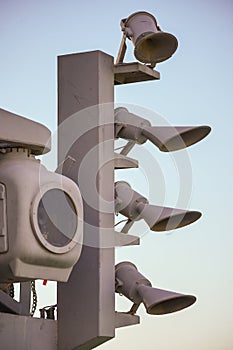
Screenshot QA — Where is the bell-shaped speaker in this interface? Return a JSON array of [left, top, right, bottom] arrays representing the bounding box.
[[124, 11, 178, 64], [136, 202, 201, 231], [135, 32, 178, 64], [137, 284, 196, 315], [142, 125, 211, 152]]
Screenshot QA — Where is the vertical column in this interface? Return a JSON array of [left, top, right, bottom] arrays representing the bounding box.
[[57, 51, 115, 349]]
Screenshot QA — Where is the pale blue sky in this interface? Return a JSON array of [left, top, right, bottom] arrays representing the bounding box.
[[1, 0, 233, 349]]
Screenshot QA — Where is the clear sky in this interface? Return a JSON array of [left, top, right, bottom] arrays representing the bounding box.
[[1, 0, 233, 349]]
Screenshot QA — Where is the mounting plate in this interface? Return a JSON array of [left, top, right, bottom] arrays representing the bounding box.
[[114, 62, 160, 85]]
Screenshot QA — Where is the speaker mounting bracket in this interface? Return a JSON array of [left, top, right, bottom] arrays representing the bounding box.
[[114, 62, 160, 85]]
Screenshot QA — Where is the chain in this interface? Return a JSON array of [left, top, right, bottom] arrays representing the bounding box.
[[30, 280, 37, 317]]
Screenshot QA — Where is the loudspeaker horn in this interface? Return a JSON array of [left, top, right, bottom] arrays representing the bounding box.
[[136, 202, 202, 231], [115, 107, 211, 152], [123, 11, 178, 64], [137, 284, 196, 315], [142, 125, 211, 152], [115, 262, 196, 315], [115, 181, 201, 232]]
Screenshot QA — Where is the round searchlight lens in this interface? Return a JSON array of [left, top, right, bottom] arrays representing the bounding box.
[[37, 189, 77, 248]]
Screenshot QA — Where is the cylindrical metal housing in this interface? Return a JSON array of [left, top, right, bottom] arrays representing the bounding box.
[[115, 181, 148, 220], [114, 107, 150, 144], [115, 261, 151, 304]]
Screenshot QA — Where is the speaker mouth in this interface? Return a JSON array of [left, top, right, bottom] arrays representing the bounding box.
[[134, 32, 178, 64], [160, 126, 211, 152], [147, 295, 197, 315], [142, 125, 211, 152], [136, 202, 202, 232], [151, 211, 202, 231]]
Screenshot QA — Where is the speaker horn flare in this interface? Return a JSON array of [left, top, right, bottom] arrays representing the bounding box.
[[136, 202, 202, 232], [137, 284, 196, 315], [142, 125, 211, 152]]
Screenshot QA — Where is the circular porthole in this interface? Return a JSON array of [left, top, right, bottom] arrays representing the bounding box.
[[31, 184, 80, 254]]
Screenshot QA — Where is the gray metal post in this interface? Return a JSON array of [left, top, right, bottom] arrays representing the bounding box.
[[57, 51, 115, 349]]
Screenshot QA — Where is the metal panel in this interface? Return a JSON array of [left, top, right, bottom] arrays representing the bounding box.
[[0, 313, 57, 350], [57, 51, 115, 349]]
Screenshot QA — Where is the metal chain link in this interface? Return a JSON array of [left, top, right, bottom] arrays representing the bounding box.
[[30, 280, 37, 317]]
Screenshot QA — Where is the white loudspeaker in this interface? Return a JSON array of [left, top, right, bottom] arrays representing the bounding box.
[[123, 11, 178, 64], [136, 202, 201, 231], [137, 284, 196, 315], [115, 262, 196, 315], [115, 107, 211, 152], [115, 181, 201, 232], [142, 125, 211, 152]]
